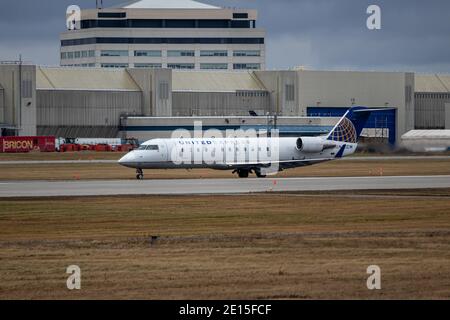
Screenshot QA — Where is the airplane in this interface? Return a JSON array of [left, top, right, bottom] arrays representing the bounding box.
[[118, 106, 385, 179]]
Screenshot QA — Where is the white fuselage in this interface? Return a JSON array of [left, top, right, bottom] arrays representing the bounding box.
[[118, 136, 357, 171]]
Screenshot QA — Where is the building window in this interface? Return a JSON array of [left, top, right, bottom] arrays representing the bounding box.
[[89, 50, 95, 57], [405, 85, 412, 104], [200, 50, 227, 57], [21, 80, 33, 98], [233, 50, 260, 57], [80, 18, 255, 29], [61, 52, 67, 59], [167, 63, 195, 69], [62, 37, 264, 46], [81, 51, 88, 58], [98, 12, 126, 18], [198, 20, 229, 28], [231, 20, 250, 28], [233, 13, 249, 19], [134, 50, 162, 57], [233, 63, 260, 70], [165, 20, 195, 28], [67, 52, 74, 59], [167, 50, 195, 57], [74, 51, 81, 58], [134, 63, 162, 68], [159, 82, 169, 100], [128, 19, 163, 28], [200, 63, 228, 70], [101, 63, 128, 68], [285, 84, 295, 102], [101, 50, 129, 57], [101, 50, 127, 57]]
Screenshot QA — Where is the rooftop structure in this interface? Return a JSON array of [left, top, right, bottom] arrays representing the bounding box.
[[60, 0, 265, 71]]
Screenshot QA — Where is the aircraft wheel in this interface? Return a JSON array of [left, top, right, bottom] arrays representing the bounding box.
[[254, 169, 266, 178], [136, 173, 144, 180], [238, 169, 249, 178]]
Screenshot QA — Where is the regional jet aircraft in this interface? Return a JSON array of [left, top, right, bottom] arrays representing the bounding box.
[[118, 106, 383, 179]]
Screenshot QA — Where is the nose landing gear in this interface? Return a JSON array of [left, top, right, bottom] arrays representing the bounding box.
[[136, 168, 144, 180]]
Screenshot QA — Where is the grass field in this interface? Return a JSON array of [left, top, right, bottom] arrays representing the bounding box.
[[0, 158, 450, 180], [0, 151, 125, 161], [1, 190, 449, 299]]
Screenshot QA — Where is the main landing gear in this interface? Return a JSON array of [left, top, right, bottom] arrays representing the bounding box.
[[254, 169, 267, 178], [237, 169, 249, 178], [233, 169, 267, 178], [136, 168, 144, 180]]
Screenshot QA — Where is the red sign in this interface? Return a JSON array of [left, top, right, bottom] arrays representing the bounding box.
[[0, 136, 56, 153]]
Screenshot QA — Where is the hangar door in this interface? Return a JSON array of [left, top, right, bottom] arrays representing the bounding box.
[[307, 107, 396, 145]]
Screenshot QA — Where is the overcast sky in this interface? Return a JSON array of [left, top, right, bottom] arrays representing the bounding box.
[[0, 0, 449, 72]]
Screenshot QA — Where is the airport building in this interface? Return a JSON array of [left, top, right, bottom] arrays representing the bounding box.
[[60, 0, 265, 71], [1, 62, 450, 146], [1, 1, 449, 147]]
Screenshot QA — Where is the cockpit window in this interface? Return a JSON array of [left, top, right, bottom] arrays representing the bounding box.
[[146, 145, 159, 151], [137, 145, 159, 151]]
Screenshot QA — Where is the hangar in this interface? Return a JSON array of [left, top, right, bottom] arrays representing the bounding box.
[[0, 62, 449, 146]]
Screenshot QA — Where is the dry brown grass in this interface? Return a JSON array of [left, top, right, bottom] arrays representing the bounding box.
[[0, 191, 449, 299], [0, 151, 126, 161], [0, 158, 450, 180]]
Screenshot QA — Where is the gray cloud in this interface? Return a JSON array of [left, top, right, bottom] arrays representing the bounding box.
[[0, 0, 449, 72]]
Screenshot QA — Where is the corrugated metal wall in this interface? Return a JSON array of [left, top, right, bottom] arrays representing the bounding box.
[[172, 91, 271, 116], [415, 93, 450, 129], [37, 90, 142, 126], [37, 126, 119, 138], [36, 89, 142, 137]]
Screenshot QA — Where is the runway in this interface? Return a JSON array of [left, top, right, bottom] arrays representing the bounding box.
[[1, 175, 450, 197]]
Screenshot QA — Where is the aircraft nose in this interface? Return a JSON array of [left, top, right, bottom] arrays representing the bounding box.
[[118, 152, 136, 167]]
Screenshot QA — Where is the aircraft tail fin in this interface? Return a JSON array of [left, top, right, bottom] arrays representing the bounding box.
[[326, 106, 394, 143]]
